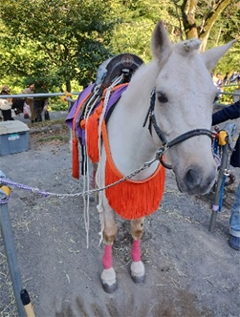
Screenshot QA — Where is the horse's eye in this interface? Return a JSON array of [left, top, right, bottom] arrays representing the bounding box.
[[157, 92, 168, 103]]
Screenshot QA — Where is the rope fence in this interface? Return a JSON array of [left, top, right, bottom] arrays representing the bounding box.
[[0, 92, 79, 99]]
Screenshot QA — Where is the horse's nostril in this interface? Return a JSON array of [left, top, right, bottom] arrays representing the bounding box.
[[184, 168, 202, 190], [180, 165, 216, 195]]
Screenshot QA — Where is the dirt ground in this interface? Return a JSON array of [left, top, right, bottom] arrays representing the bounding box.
[[0, 118, 239, 317]]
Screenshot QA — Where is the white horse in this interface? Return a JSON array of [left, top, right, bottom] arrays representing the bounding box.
[[83, 20, 235, 293]]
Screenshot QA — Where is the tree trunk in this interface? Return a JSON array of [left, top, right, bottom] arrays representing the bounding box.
[[181, 0, 199, 39], [180, 0, 231, 50], [199, 0, 231, 52], [66, 81, 71, 92]]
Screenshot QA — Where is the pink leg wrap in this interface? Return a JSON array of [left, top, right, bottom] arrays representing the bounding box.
[[131, 239, 141, 262], [102, 244, 112, 269]]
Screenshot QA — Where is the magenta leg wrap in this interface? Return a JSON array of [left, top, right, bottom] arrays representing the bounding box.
[[102, 244, 112, 269], [131, 239, 141, 262]]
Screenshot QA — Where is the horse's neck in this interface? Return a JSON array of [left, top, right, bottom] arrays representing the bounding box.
[[106, 61, 161, 178]]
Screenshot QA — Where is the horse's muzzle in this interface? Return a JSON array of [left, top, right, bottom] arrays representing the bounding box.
[[177, 165, 216, 195]]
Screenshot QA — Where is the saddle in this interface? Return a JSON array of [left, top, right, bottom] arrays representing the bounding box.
[[66, 53, 144, 179]]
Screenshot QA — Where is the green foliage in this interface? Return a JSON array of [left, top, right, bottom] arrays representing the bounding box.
[[110, 0, 178, 61], [220, 86, 238, 104], [0, 0, 116, 91], [0, 0, 238, 94], [206, 2, 240, 73], [48, 99, 69, 111]]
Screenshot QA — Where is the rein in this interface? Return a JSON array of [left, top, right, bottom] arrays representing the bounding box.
[[143, 88, 213, 169]]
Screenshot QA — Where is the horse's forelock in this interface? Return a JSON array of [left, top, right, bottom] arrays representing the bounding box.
[[183, 39, 201, 51], [174, 39, 201, 56]]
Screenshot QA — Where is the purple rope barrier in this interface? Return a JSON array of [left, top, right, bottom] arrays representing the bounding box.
[[0, 179, 50, 197], [0, 196, 10, 205], [0, 177, 86, 199]]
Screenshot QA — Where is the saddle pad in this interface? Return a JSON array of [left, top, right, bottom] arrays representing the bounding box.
[[66, 84, 128, 145]]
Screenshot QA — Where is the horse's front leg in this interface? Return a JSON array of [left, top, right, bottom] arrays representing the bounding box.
[[130, 217, 146, 283], [100, 206, 118, 293]]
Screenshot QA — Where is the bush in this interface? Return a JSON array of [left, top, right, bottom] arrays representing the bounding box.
[[220, 86, 237, 104], [48, 97, 73, 111]]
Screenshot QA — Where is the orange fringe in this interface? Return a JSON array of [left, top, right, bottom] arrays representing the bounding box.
[[84, 83, 129, 164], [84, 101, 104, 163], [102, 121, 165, 220], [72, 138, 79, 179]]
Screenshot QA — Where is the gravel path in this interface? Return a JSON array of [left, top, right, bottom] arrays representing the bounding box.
[[0, 119, 239, 317]]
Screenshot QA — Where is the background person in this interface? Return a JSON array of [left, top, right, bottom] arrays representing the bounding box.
[[22, 83, 36, 122], [230, 71, 239, 83], [223, 72, 229, 85], [215, 72, 222, 87], [212, 100, 240, 250], [0, 85, 13, 121], [34, 80, 48, 122]]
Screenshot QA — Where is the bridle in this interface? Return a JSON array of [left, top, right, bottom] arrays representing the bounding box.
[[143, 88, 213, 169]]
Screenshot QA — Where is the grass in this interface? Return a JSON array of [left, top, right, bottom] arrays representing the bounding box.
[[27, 118, 67, 128], [28, 118, 70, 145], [37, 135, 69, 143]]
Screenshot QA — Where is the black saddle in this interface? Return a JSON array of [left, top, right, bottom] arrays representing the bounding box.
[[97, 53, 144, 95]]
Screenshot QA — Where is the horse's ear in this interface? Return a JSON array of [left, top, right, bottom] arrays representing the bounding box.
[[151, 20, 172, 62], [200, 40, 236, 71]]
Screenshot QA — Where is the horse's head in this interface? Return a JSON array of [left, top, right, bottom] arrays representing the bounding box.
[[150, 21, 235, 195]]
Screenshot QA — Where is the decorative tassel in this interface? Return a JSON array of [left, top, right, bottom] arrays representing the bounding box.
[[86, 114, 100, 163], [85, 84, 128, 164], [85, 101, 104, 163], [72, 138, 79, 179]]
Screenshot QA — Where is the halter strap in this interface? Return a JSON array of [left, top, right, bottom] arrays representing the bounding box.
[[144, 88, 213, 169]]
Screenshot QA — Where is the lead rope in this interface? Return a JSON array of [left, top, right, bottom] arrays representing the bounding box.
[[82, 146, 90, 248], [80, 76, 124, 247], [96, 75, 124, 246], [82, 86, 102, 248]]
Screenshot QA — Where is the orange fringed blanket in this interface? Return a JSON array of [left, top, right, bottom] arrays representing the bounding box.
[[101, 121, 165, 220], [82, 85, 165, 219]]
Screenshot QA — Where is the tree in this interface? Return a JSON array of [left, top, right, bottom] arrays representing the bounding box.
[[109, 0, 178, 61], [0, 0, 238, 92], [110, 0, 238, 59], [174, 0, 238, 52], [0, 0, 117, 91]]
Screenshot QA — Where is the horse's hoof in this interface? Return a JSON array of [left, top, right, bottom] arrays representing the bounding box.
[[131, 273, 145, 284], [101, 267, 117, 293], [102, 281, 118, 293], [130, 260, 145, 284]]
